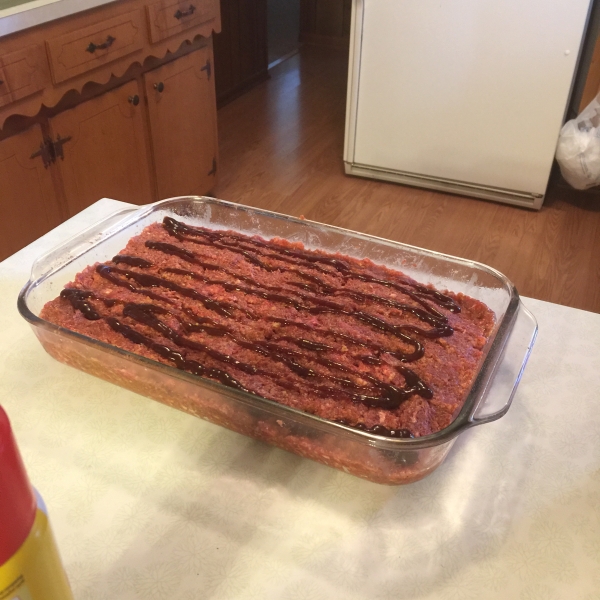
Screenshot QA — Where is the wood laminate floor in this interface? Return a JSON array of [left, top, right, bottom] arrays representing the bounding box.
[[215, 45, 600, 314]]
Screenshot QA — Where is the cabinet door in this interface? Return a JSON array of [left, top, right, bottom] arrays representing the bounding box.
[[0, 125, 64, 260], [49, 80, 154, 217], [144, 46, 218, 199]]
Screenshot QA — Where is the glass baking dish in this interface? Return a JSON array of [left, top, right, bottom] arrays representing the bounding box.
[[18, 197, 537, 485]]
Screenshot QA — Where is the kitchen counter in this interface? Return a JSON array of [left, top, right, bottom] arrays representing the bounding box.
[[1, 199, 599, 599], [0, 0, 118, 37]]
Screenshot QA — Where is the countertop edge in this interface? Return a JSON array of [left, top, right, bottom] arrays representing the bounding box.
[[0, 0, 119, 38]]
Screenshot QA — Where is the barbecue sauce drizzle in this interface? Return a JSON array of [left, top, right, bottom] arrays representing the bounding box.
[[162, 216, 460, 315], [61, 285, 431, 410], [60, 217, 464, 427]]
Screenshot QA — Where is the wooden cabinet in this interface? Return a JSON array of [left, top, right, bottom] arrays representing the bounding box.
[[49, 80, 153, 215], [0, 0, 221, 260], [49, 47, 219, 210], [0, 125, 65, 259], [145, 46, 218, 198]]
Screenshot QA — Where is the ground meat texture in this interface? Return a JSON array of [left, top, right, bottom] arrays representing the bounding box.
[[40, 217, 496, 439]]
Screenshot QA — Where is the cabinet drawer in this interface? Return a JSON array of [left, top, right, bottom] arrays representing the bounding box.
[[146, 0, 217, 43], [46, 9, 145, 84], [0, 45, 50, 109]]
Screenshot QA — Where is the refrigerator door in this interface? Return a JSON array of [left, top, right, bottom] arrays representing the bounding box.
[[345, 0, 592, 207]]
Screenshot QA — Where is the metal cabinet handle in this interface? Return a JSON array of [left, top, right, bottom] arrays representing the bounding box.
[[208, 157, 217, 176], [29, 135, 72, 168], [174, 4, 196, 19], [128, 95, 140, 106], [30, 140, 53, 169], [200, 59, 211, 80], [53, 134, 72, 161], [154, 82, 164, 93], [86, 35, 116, 54]]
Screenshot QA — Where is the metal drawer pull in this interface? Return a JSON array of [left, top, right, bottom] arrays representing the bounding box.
[[128, 94, 140, 106], [174, 5, 196, 19], [86, 35, 116, 54], [154, 82, 164, 93]]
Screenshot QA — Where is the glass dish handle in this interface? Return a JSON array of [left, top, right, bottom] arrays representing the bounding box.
[[470, 302, 538, 425], [27, 207, 141, 283]]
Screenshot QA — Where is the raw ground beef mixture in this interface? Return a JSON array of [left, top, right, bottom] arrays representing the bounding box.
[[41, 217, 495, 439]]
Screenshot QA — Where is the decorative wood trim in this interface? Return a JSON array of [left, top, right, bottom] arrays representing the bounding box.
[[0, 95, 45, 131], [41, 30, 213, 108], [0, 34, 212, 133], [0, 0, 220, 130]]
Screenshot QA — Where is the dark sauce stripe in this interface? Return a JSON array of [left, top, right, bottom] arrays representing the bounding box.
[[64, 296, 430, 410], [154, 248, 451, 336], [56, 220, 470, 436], [162, 216, 461, 313], [96, 264, 242, 318], [146, 261, 426, 362], [122, 302, 432, 403], [112, 255, 153, 269], [105, 317, 252, 393], [60, 289, 101, 320]]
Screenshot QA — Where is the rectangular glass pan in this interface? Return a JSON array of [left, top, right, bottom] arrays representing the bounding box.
[[18, 197, 537, 485]]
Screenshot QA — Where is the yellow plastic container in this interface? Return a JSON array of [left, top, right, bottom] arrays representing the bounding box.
[[0, 495, 73, 600], [0, 405, 73, 600]]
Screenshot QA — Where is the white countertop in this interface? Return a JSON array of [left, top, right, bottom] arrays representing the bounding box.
[[0, 0, 117, 37], [1, 199, 600, 599]]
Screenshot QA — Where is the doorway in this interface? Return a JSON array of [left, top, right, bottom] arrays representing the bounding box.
[[267, 0, 301, 68]]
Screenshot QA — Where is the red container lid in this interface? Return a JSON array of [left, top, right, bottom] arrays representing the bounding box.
[[0, 405, 36, 566]]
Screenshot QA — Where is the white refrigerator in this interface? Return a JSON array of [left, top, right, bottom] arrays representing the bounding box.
[[344, 0, 593, 209]]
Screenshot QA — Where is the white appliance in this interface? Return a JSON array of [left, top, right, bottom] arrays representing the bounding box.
[[344, 0, 593, 209]]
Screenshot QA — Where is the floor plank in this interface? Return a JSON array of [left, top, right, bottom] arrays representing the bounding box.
[[215, 45, 600, 314]]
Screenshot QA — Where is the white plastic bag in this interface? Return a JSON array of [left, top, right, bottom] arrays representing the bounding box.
[[556, 94, 600, 190]]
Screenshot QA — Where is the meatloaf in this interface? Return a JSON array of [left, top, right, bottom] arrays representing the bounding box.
[[41, 217, 494, 437], [40, 216, 495, 439]]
